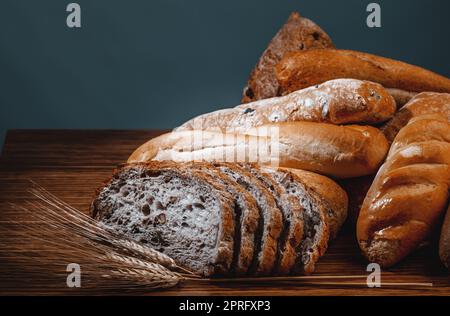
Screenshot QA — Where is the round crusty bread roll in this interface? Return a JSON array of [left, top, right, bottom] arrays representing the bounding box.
[[357, 114, 450, 267], [128, 121, 389, 179]]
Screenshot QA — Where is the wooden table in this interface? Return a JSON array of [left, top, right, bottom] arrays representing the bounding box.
[[0, 130, 449, 296]]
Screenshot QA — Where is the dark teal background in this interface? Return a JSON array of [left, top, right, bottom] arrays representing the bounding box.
[[1, 0, 449, 146]]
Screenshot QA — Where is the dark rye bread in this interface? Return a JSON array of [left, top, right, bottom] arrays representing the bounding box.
[[90, 162, 236, 276], [287, 168, 348, 240], [241, 164, 304, 275], [181, 162, 260, 275], [263, 167, 330, 274], [210, 162, 283, 276], [242, 12, 334, 103]]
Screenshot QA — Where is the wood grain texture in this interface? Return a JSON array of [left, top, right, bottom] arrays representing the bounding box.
[[0, 129, 449, 296]]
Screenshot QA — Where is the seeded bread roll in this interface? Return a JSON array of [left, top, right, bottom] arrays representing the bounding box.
[[129, 122, 389, 179], [381, 92, 450, 143], [275, 49, 450, 98], [242, 12, 334, 103], [91, 162, 236, 276], [176, 79, 396, 133], [357, 115, 450, 267]]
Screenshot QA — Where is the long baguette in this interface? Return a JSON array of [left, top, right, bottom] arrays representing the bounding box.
[[176, 79, 396, 133], [275, 49, 450, 97], [357, 114, 450, 267], [129, 122, 389, 179]]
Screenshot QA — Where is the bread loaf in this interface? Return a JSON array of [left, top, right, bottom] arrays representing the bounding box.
[[176, 79, 396, 133], [129, 122, 389, 179], [381, 92, 450, 143], [92, 161, 342, 276], [275, 49, 450, 98], [338, 175, 374, 225], [91, 162, 236, 276], [191, 162, 283, 276], [240, 164, 304, 275], [261, 167, 330, 274], [242, 12, 334, 103], [439, 204, 450, 270], [357, 114, 450, 267], [180, 162, 260, 275]]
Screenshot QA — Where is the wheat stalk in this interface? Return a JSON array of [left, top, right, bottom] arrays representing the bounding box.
[[2, 182, 195, 292]]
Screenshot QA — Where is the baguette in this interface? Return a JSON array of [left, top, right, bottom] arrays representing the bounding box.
[[176, 79, 396, 133], [439, 204, 450, 270], [242, 12, 334, 103], [357, 114, 450, 267], [129, 121, 389, 179], [381, 92, 450, 143], [275, 49, 450, 99]]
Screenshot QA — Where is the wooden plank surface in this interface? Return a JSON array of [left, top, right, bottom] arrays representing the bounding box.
[[0, 129, 449, 296]]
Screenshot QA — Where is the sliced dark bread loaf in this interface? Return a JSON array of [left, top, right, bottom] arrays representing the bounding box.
[[262, 167, 330, 274], [240, 163, 304, 275], [181, 162, 260, 275], [210, 162, 283, 276], [91, 161, 236, 276]]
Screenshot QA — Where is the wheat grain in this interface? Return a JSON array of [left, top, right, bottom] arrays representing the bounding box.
[[2, 182, 195, 292]]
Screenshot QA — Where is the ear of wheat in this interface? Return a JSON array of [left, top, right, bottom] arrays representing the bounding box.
[[2, 182, 196, 293]]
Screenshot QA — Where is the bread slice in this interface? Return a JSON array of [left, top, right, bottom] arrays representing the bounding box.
[[91, 161, 236, 276], [240, 163, 304, 275], [242, 12, 334, 103], [286, 168, 348, 240], [182, 162, 260, 275], [263, 167, 330, 274], [210, 162, 283, 276]]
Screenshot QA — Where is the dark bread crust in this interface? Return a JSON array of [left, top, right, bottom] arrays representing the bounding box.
[[241, 12, 334, 103], [181, 162, 260, 275], [210, 162, 283, 276]]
